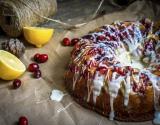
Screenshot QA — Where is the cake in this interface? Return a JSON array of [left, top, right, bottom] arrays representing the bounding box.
[[65, 18, 160, 122]]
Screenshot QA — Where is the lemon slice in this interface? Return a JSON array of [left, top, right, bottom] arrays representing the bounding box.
[[0, 50, 26, 80], [23, 27, 54, 48]]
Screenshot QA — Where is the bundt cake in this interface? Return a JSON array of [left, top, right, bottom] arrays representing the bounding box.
[[65, 18, 160, 122]]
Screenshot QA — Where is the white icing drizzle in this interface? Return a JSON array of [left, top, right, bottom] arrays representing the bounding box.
[[154, 111, 160, 125], [124, 74, 131, 106], [87, 75, 92, 102], [93, 71, 105, 103], [72, 71, 79, 90], [109, 96, 115, 120], [108, 72, 124, 120]]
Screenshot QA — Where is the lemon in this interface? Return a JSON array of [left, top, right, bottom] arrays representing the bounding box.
[[23, 27, 54, 48], [0, 50, 26, 80]]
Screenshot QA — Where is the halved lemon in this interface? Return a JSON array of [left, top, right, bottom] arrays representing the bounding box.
[[23, 27, 54, 48], [0, 50, 26, 80]]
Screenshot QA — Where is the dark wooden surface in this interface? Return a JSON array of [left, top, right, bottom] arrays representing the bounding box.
[[43, 0, 122, 30]]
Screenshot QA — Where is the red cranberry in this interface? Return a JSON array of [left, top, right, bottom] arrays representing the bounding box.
[[18, 116, 28, 125], [75, 43, 80, 50], [71, 38, 80, 45], [109, 36, 117, 41], [122, 31, 128, 38], [114, 67, 125, 76], [34, 53, 40, 62], [70, 65, 79, 72], [126, 66, 133, 71], [132, 83, 138, 92], [98, 67, 107, 74], [97, 35, 106, 41], [139, 86, 145, 95], [36, 54, 48, 63], [140, 73, 145, 79], [33, 70, 41, 79], [13, 79, 21, 89], [62, 37, 71, 46], [82, 35, 94, 40], [118, 33, 123, 41], [105, 32, 110, 36], [28, 63, 39, 72], [113, 67, 118, 72], [34, 53, 48, 63]]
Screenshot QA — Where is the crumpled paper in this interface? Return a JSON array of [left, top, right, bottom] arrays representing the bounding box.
[[0, 0, 160, 125]]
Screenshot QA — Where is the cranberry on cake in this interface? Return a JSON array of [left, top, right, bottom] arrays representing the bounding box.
[[65, 18, 160, 122]]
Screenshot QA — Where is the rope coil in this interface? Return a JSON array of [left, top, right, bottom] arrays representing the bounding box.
[[0, 0, 57, 37]]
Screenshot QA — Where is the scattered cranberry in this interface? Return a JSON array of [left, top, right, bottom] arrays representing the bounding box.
[[62, 37, 71, 46], [34, 53, 40, 62], [28, 63, 39, 72], [34, 53, 48, 63], [71, 38, 80, 45], [33, 70, 41, 79], [36, 54, 48, 63], [18, 116, 28, 125], [13, 79, 21, 89]]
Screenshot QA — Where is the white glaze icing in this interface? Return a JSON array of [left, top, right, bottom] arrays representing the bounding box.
[[73, 71, 79, 90], [154, 111, 160, 124], [124, 74, 131, 106], [109, 96, 115, 120], [50, 90, 64, 102], [108, 72, 124, 120], [93, 71, 105, 103]]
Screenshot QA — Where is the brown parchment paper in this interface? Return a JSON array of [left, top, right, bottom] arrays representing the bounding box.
[[0, 0, 160, 125]]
